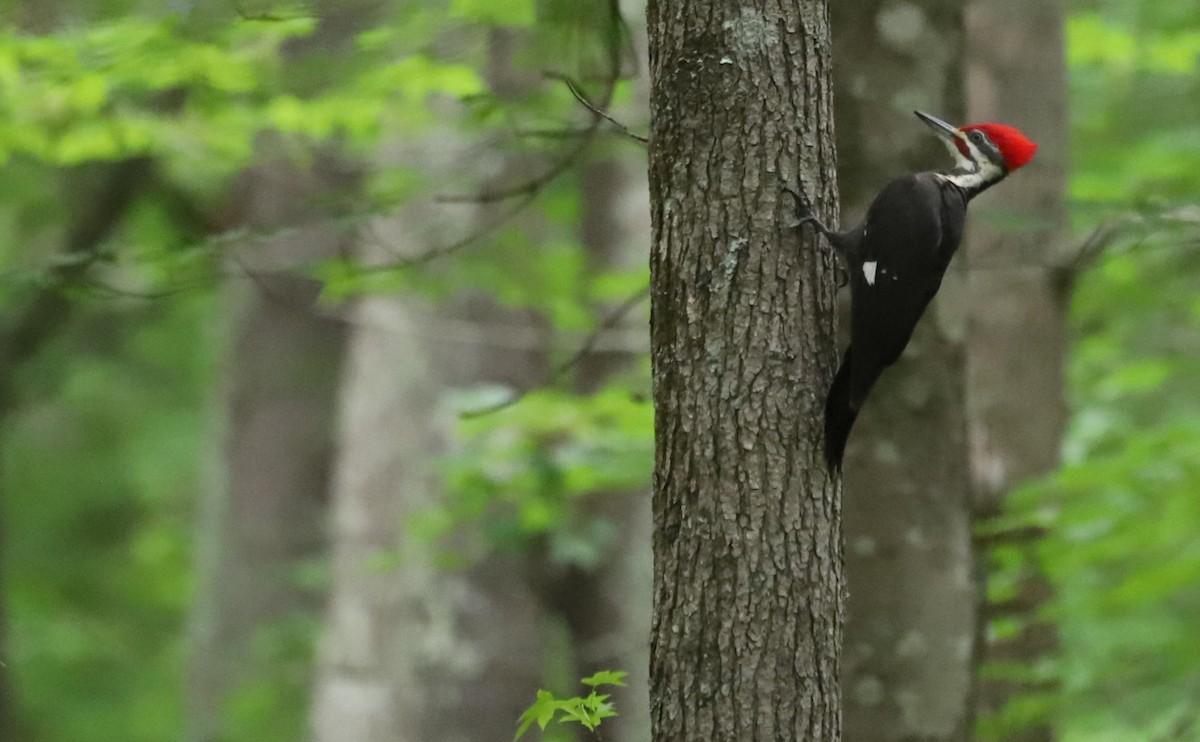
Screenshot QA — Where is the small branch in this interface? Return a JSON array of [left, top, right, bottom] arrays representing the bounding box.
[[545, 72, 648, 145], [983, 620, 1058, 661], [434, 149, 586, 205], [980, 575, 1055, 622], [513, 127, 597, 141], [436, 72, 621, 205], [1053, 217, 1131, 276], [81, 276, 216, 301], [231, 2, 314, 22], [0, 158, 154, 404], [977, 677, 1060, 697], [359, 192, 537, 273], [460, 284, 650, 419], [972, 524, 1048, 550]]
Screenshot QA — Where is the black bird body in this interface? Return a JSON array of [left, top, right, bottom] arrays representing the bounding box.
[[797, 111, 1038, 472], [821, 174, 968, 471]]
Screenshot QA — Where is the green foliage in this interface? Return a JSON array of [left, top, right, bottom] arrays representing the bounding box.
[[1000, 219, 1200, 741], [0, 16, 311, 166], [977, 3, 1200, 739], [0, 3, 498, 739], [221, 614, 323, 742], [1067, 9, 1200, 207], [0, 9, 484, 206], [515, 670, 627, 739], [417, 387, 652, 568], [4, 291, 217, 741]]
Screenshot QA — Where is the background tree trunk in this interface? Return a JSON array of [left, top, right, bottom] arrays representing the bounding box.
[[964, 0, 1069, 738], [646, 1, 843, 739], [185, 156, 351, 742], [309, 284, 548, 742], [186, 4, 382, 736], [829, 2, 978, 741], [311, 30, 552, 737]]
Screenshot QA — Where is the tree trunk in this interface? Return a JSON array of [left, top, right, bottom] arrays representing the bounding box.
[[186, 156, 351, 742], [311, 31, 551, 734], [309, 289, 547, 742], [646, 1, 843, 739], [829, 3, 978, 741], [185, 4, 381, 735], [964, 0, 1068, 738]]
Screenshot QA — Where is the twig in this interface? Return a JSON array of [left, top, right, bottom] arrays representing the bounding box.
[[0, 158, 154, 399], [359, 191, 537, 273], [435, 71, 621, 205], [434, 134, 596, 205], [81, 276, 218, 301], [972, 524, 1048, 550], [460, 284, 650, 419], [544, 72, 648, 145], [231, 2, 313, 22], [1053, 217, 1131, 275], [513, 127, 597, 141]]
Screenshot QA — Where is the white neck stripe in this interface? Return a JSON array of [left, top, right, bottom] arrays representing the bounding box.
[[936, 133, 1005, 191], [935, 159, 1005, 191]]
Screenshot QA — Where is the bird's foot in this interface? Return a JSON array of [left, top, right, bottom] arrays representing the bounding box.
[[780, 183, 833, 236], [780, 184, 811, 227], [834, 261, 849, 287]]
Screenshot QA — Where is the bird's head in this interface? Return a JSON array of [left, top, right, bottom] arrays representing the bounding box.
[[915, 110, 1038, 182]]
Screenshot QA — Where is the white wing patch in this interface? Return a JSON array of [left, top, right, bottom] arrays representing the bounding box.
[[863, 260, 878, 286]]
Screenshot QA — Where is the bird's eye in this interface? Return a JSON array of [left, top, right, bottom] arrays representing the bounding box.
[[969, 131, 985, 144]]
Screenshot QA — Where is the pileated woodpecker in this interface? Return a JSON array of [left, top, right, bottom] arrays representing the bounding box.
[[790, 110, 1037, 473]]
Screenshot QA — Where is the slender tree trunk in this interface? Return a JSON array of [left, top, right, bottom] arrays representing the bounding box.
[[186, 5, 381, 735], [646, 1, 843, 739], [309, 287, 547, 742], [964, 0, 1068, 738], [312, 30, 552, 736], [186, 156, 351, 742], [829, 3, 978, 741]]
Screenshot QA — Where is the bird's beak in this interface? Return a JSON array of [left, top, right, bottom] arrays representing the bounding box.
[[914, 110, 963, 143]]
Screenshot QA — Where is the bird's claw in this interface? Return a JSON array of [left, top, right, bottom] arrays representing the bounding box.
[[780, 184, 812, 219]]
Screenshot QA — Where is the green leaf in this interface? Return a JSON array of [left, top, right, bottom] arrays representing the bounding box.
[[554, 697, 596, 730], [581, 669, 628, 688], [515, 690, 559, 739]]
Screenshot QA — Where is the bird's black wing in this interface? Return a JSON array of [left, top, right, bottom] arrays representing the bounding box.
[[846, 174, 958, 404]]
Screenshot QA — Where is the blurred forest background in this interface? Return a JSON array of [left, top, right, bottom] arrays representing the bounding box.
[[0, 0, 1197, 741]]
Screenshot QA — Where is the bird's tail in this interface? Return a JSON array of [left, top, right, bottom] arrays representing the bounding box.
[[823, 347, 860, 473]]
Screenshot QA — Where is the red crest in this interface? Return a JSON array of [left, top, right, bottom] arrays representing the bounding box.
[[963, 123, 1038, 171]]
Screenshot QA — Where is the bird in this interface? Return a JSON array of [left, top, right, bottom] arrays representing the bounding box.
[[787, 110, 1038, 473]]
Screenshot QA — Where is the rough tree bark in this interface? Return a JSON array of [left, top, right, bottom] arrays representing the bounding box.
[[964, 0, 1068, 738], [829, 3, 978, 741], [646, 1, 843, 739]]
